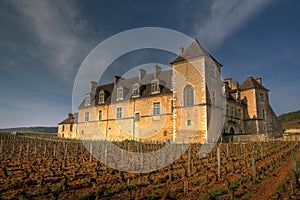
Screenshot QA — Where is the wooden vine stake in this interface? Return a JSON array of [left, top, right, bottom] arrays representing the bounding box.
[[0, 140, 3, 154], [43, 143, 47, 157], [184, 180, 189, 194], [226, 143, 229, 157], [19, 144, 23, 165], [27, 143, 30, 161], [53, 144, 56, 158], [89, 142, 93, 163], [252, 151, 256, 184], [292, 149, 297, 172], [34, 141, 37, 158], [75, 143, 79, 162], [140, 146, 144, 171], [188, 146, 191, 177], [217, 147, 221, 179], [64, 143, 68, 161]]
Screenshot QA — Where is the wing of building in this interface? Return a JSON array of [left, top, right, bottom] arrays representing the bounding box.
[[58, 39, 282, 142]]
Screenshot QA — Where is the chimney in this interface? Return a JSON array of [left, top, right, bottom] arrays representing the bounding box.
[[114, 75, 121, 88], [68, 113, 73, 119], [138, 69, 146, 82], [231, 81, 239, 90], [256, 77, 262, 85], [89, 81, 97, 94], [179, 47, 184, 56], [154, 64, 161, 79], [224, 78, 232, 85]]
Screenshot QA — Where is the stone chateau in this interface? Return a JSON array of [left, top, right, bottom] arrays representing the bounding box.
[[58, 39, 282, 142]]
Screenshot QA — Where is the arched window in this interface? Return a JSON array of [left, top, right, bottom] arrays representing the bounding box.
[[184, 85, 194, 106]]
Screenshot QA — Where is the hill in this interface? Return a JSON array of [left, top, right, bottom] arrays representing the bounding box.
[[0, 126, 58, 134], [278, 110, 300, 122], [278, 110, 300, 130]]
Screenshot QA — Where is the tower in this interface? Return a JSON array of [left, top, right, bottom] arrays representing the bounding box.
[[170, 39, 223, 143], [239, 76, 282, 137]]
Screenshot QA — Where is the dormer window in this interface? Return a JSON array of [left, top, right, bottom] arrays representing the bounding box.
[[85, 94, 91, 106], [117, 86, 124, 100], [99, 91, 105, 104], [132, 83, 140, 96], [151, 79, 160, 93]]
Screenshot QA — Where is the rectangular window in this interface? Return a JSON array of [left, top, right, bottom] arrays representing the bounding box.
[[260, 93, 265, 102], [151, 79, 160, 93], [99, 92, 105, 103], [132, 84, 139, 96], [187, 119, 192, 126], [117, 87, 123, 100], [99, 110, 102, 121], [153, 102, 160, 116], [85, 112, 89, 122], [117, 107, 122, 119], [62, 125, 65, 132], [70, 124, 73, 131], [135, 112, 140, 121]]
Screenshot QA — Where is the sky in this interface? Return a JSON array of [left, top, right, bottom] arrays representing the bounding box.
[[0, 0, 299, 128]]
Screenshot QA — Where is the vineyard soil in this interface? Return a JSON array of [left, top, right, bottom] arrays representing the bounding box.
[[0, 133, 300, 200]]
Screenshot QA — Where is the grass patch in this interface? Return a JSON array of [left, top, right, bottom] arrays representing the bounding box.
[[146, 191, 159, 200], [243, 191, 252, 198], [199, 195, 209, 200], [210, 187, 227, 197]]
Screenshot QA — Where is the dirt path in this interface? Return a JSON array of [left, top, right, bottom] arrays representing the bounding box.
[[250, 150, 300, 200]]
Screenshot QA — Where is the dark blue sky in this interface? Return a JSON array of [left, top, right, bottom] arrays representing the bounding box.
[[0, 0, 299, 128]]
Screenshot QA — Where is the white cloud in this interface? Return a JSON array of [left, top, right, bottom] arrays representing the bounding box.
[[195, 0, 273, 50], [10, 0, 96, 81]]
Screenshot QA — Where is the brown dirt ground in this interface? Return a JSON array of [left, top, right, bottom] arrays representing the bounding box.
[[249, 150, 300, 200]]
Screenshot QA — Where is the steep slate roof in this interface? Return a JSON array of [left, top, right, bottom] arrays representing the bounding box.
[[58, 113, 78, 124], [78, 70, 172, 109], [170, 38, 222, 67], [239, 76, 269, 91]]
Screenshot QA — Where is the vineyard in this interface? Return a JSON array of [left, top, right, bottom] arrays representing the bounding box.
[[1, 133, 300, 200]]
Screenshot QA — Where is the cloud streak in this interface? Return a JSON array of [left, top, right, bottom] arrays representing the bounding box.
[[10, 0, 96, 81], [195, 0, 273, 50]]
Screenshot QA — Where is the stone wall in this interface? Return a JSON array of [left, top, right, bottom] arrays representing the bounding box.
[[77, 94, 174, 142], [58, 124, 77, 138]]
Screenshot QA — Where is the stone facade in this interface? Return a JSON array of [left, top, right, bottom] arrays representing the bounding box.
[[58, 113, 77, 138], [58, 39, 282, 142]]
